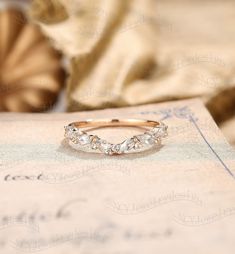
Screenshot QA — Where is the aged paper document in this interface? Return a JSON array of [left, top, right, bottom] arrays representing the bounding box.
[[0, 99, 235, 254]]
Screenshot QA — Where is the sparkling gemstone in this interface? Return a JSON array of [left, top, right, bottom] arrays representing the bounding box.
[[159, 125, 168, 137], [119, 138, 135, 153], [64, 126, 81, 143], [136, 133, 155, 145], [133, 136, 143, 149], [64, 125, 76, 139], [112, 144, 121, 154], [151, 125, 168, 138], [78, 134, 91, 145], [90, 136, 101, 150], [64, 125, 84, 142], [99, 141, 113, 155]]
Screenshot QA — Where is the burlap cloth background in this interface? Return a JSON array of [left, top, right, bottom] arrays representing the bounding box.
[[30, 0, 235, 145]]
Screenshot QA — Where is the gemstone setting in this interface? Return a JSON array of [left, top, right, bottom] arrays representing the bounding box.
[[64, 122, 168, 155]]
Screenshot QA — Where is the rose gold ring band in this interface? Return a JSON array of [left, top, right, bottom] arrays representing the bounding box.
[[70, 118, 161, 128], [64, 118, 168, 155]]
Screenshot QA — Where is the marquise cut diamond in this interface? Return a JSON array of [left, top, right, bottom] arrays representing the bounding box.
[[118, 138, 134, 154], [64, 125, 84, 140], [78, 134, 91, 145], [136, 134, 155, 145], [64, 125, 77, 139], [90, 136, 101, 150], [152, 124, 168, 138], [99, 141, 113, 155]]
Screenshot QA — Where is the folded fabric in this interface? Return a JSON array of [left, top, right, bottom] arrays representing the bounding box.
[[30, 0, 235, 125], [0, 7, 65, 112]]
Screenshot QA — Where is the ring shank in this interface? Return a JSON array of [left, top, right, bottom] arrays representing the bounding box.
[[71, 119, 160, 128]]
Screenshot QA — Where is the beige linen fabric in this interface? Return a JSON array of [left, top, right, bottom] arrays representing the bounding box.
[[30, 0, 235, 123]]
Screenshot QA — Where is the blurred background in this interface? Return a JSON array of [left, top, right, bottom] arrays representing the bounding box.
[[0, 0, 235, 146]]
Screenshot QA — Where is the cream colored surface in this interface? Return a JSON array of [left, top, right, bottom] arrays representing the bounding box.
[[0, 99, 235, 253]]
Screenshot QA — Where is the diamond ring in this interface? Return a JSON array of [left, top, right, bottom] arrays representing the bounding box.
[[64, 119, 168, 155]]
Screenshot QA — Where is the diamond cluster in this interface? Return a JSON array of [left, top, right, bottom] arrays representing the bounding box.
[[64, 123, 168, 155]]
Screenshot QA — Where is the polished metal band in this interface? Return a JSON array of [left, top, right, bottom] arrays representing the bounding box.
[[64, 118, 168, 155]]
